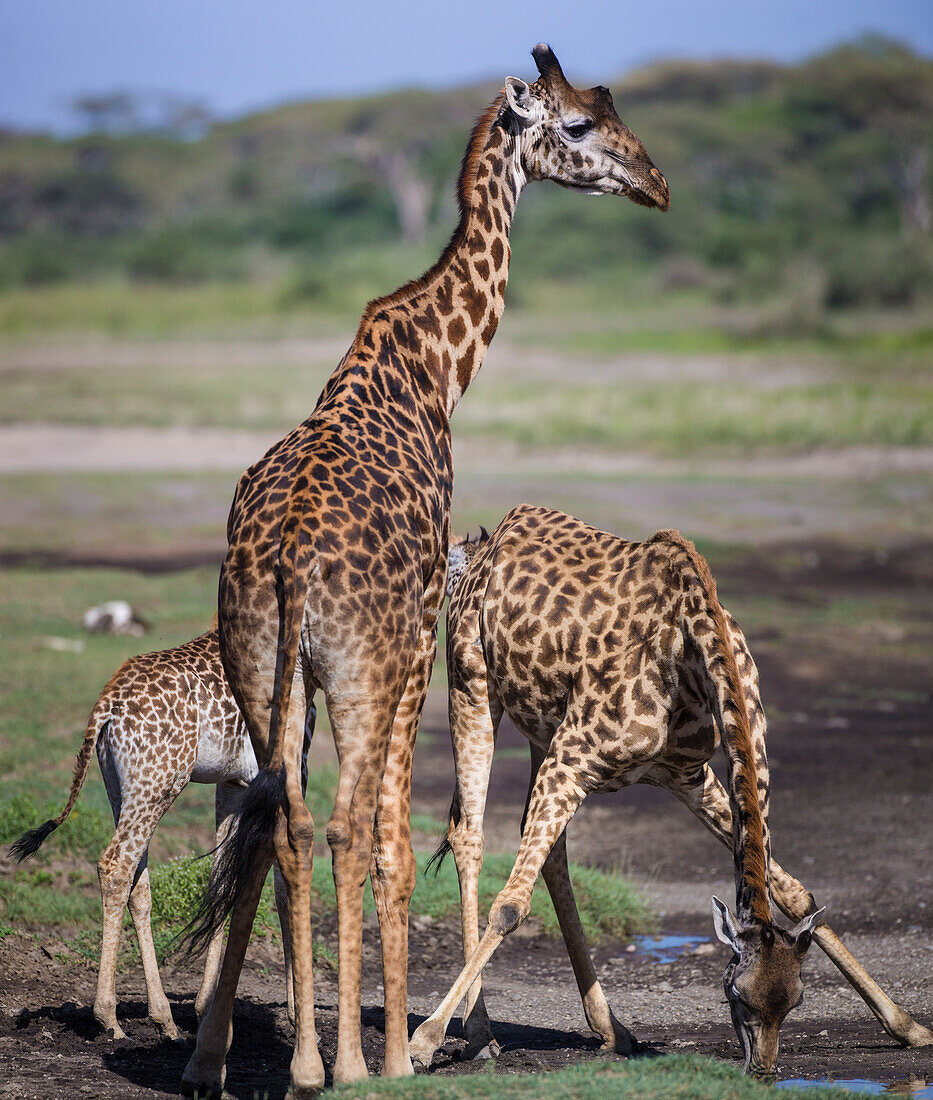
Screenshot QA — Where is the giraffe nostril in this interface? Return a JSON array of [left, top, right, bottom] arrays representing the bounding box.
[[650, 167, 663, 182]]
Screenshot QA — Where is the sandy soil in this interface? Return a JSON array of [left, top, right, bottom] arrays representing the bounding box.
[[1, 544, 932, 1098]]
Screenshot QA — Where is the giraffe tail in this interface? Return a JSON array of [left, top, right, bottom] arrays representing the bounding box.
[[651, 529, 771, 926], [9, 710, 109, 862], [179, 526, 313, 959], [425, 787, 461, 875]]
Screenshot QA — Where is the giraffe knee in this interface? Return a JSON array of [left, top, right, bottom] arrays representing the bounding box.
[[373, 840, 416, 901], [489, 898, 524, 936], [282, 803, 314, 851], [326, 811, 352, 853]]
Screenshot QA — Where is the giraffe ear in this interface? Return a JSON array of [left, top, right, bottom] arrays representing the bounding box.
[[790, 907, 825, 955], [504, 77, 542, 125], [711, 896, 741, 951]]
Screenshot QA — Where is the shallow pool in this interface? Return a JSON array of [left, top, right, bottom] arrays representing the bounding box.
[[777, 1078, 932, 1097], [632, 933, 708, 964]]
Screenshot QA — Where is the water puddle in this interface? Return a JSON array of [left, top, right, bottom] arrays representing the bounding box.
[[777, 1079, 932, 1097], [632, 933, 709, 964]]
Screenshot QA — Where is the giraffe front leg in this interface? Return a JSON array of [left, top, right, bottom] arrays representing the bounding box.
[[769, 865, 933, 1047], [670, 765, 933, 1049], [182, 850, 271, 1098], [273, 862, 296, 1030], [410, 733, 593, 1070]]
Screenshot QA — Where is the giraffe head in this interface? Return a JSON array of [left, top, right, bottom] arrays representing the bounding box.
[[501, 44, 670, 211], [446, 529, 490, 599], [712, 897, 824, 1077]]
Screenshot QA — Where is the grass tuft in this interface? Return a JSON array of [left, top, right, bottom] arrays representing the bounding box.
[[327, 1053, 865, 1099]]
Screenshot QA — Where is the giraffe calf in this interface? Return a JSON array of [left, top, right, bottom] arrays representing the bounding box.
[[10, 627, 307, 1041], [410, 506, 932, 1074]]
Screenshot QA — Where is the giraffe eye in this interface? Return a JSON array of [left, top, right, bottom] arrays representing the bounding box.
[[564, 119, 593, 140]]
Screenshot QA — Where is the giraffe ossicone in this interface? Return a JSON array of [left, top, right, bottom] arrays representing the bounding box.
[[181, 43, 669, 1098]]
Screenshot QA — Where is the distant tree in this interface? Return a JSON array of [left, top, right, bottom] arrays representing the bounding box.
[[72, 92, 140, 134], [786, 38, 932, 236], [156, 95, 213, 140]]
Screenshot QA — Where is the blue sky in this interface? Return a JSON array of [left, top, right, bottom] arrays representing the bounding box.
[[1, 0, 930, 132]]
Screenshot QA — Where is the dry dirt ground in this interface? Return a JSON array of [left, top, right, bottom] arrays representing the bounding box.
[[1, 545, 932, 1098]]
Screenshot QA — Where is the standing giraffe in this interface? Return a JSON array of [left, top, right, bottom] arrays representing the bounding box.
[[180, 44, 670, 1097], [9, 627, 306, 1041], [409, 510, 933, 1074]]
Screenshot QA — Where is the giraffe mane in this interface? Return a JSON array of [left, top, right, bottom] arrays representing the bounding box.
[[357, 93, 506, 328]]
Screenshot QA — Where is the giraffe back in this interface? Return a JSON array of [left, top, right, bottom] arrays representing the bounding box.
[[449, 504, 765, 784], [96, 630, 254, 790]]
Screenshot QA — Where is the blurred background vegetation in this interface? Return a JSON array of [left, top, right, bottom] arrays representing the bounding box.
[[0, 35, 930, 340]]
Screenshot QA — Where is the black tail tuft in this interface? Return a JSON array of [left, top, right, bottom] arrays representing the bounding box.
[[425, 789, 460, 877], [177, 765, 286, 959], [9, 819, 59, 862], [425, 834, 452, 877]]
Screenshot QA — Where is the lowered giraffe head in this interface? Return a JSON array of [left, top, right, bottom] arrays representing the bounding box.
[[501, 43, 670, 211], [712, 897, 825, 1077]]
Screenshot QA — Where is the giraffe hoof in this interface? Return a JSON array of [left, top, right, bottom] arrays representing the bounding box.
[[180, 1052, 226, 1098], [409, 1022, 444, 1071], [901, 1020, 933, 1048], [463, 1035, 500, 1061], [286, 1086, 325, 1100], [155, 1019, 181, 1043]]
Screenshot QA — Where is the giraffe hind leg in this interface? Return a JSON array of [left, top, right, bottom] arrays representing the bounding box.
[[540, 828, 638, 1054], [127, 857, 179, 1039], [443, 673, 501, 1061]]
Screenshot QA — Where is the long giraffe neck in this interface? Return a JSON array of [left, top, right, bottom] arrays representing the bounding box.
[[355, 95, 524, 416]]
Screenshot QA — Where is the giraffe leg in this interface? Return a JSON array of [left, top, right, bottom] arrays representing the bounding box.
[[127, 856, 178, 1039], [445, 675, 501, 1060], [540, 828, 638, 1054], [370, 628, 439, 1078], [271, 698, 325, 1097], [182, 850, 272, 1097], [94, 742, 180, 1041], [273, 862, 296, 1030], [95, 853, 132, 1038], [274, 697, 315, 1032], [326, 673, 409, 1085], [515, 741, 637, 1055], [669, 765, 933, 1048], [410, 723, 594, 1069], [194, 782, 242, 1023]]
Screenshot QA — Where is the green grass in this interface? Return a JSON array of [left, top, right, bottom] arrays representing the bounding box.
[[327, 1054, 864, 1099], [0, 280, 343, 338], [456, 378, 933, 455], [0, 357, 335, 431]]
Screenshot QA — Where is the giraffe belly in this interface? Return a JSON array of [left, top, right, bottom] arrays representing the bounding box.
[[190, 722, 258, 786]]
